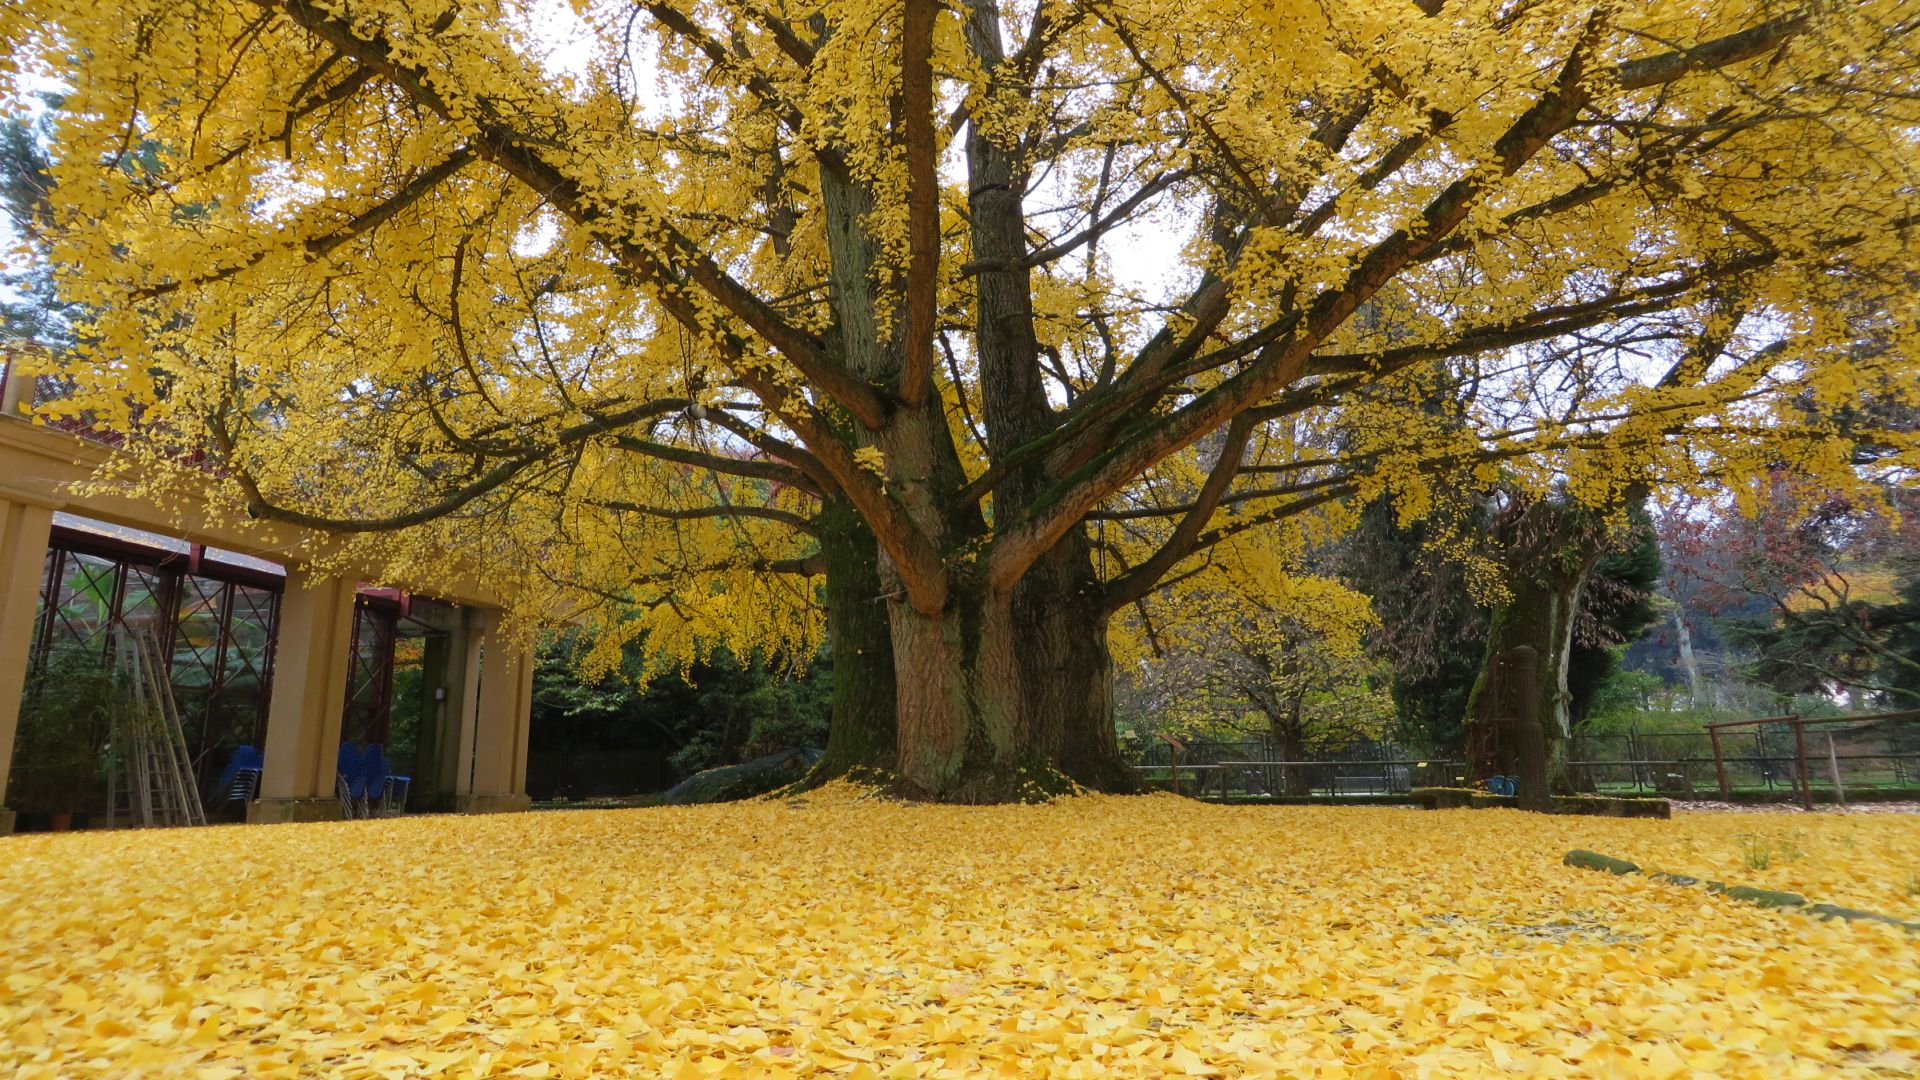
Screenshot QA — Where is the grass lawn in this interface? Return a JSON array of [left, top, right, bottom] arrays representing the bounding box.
[[2, 788, 1916, 1078]]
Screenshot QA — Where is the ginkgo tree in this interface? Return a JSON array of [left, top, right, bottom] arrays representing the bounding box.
[[5, 0, 1918, 800], [1111, 535, 1393, 796]]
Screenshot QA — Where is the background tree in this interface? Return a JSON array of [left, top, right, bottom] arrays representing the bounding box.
[[1637, 500, 1780, 709], [8, 0, 1918, 800], [1706, 480, 1920, 705], [1461, 488, 1665, 793], [528, 633, 833, 795], [0, 108, 71, 350], [1113, 526, 1390, 795], [1342, 494, 1495, 752]]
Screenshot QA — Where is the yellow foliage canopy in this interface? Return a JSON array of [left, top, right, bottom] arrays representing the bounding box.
[[2, 0, 1915, 660]]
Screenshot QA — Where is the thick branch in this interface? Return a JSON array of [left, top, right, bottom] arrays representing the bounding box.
[[231, 398, 685, 533], [135, 145, 474, 299], [1102, 414, 1252, 611], [988, 12, 1810, 593], [898, 0, 940, 406], [252, 0, 892, 430], [611, 434, 819, 491], [959, 168, 1192, 275], [596, 500, 816, 533]]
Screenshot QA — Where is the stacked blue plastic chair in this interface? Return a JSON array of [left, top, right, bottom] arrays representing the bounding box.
[[336, 742, 361, 817], [381, 749, 411, 818], [329, 743, 414, 819], [214, 744, 264, 807], [360, 744, 392, 817], [345, 744, 377, 818]]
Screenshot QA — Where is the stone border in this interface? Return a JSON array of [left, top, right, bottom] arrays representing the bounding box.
[[1412, 788, 1671, 818], [1563, 849, 1920, 932]]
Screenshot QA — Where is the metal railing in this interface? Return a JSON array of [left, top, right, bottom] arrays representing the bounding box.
[[1700, 711, 1920, 808], [1132, 758, 1465, 799], [1132, 716, 1920, 803]]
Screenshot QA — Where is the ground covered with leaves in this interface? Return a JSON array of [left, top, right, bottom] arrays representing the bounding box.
[[2, 791, 1916, 1078]]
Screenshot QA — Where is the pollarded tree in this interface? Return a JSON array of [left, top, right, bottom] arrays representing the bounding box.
[[8, 0, 1920, 800]]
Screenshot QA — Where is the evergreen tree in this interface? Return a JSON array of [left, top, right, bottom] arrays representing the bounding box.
[[1343, 498, 1488, 752], [0, 105, 78, 350]]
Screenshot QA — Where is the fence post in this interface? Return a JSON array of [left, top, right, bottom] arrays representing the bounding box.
[[1825, 732, 1845, 806], [1627, 726, 1639, 793], [1792, 722, 1812, 810], [1710, 727, 1729, 799]]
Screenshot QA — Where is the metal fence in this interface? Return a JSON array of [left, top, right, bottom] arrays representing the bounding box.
[[1131, 716, 1920, 801], [1131, 738, 1465, 799], [1571, 719, 1920, 798]]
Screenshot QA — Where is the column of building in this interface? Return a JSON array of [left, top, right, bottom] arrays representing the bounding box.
[[0, 486, 56, 834], [247, 595, 535, 822], [453, 609, 535, 813], [248, 571, 359, 822]]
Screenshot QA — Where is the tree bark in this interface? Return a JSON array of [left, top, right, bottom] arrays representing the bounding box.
[[1467, 548, 1600, 798], [1275, 700, 1311, 796], [887, 527, 1135, 801], [803, 499, 898, 785], [1013, 531, 1136, 792]]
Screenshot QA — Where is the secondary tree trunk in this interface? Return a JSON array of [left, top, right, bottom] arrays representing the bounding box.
[[1467, 549, 1599, 799], [1274, 700, 1311, 796], [803, 499, 897, 786], [1014, 531, 1136, 791]]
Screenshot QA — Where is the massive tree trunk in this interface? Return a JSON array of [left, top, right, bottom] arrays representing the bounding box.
[[804, 6, 1135, 801], [869, 1, 1137, 801], [887, 532, 1132, 802]]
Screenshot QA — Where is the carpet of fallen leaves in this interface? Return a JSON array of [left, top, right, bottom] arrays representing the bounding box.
[[3, 790, 1917, 1079]]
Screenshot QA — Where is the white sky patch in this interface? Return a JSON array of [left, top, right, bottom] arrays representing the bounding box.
[[514, 210, 564, 258], [506, 0, 605, 90]]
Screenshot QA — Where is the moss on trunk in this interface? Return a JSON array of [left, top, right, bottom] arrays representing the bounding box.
[[1466, 501, 1610, 804], [798, 500, 897, 788]]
